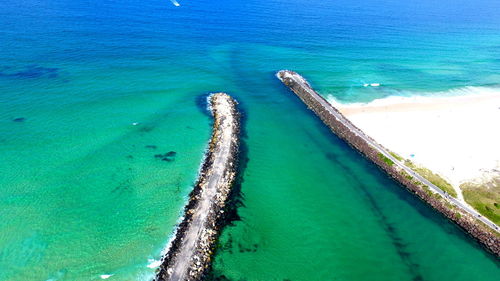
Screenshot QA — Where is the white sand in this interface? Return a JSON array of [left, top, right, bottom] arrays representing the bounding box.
[[328, 86, 500, 198]]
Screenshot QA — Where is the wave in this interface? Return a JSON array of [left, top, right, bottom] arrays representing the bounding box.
[[363, 83, 381, 87], [327, 86, 500, 108], [147, 258, 162, 269]]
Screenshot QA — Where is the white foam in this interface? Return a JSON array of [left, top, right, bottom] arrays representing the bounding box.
[[147, 259, 162, 269], [327, 86, 500, 108], [170, 0, 180, 6], [149, 202, 189, 275], [100, 274, 113, 279]]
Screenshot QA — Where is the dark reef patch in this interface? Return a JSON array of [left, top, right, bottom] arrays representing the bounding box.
[[220, 233, 234, 254], [237, 242, 258, 253], [111, 180, 132, 194], [155, 151, 177, 162], [0, 65, 59, 79], [145, 145, 158, 149], [138, 125, 154, 133], [12, 117, 26, 122]]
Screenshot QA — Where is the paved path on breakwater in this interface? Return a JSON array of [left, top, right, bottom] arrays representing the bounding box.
[[277, 70, 500, 234], [156, 93, 240, 281]]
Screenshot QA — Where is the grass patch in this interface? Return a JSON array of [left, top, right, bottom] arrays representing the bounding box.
[[404, 160, 457, 198], [422, 186, 433, 197], [400, 170, 413, 181], [389, 151, 403, 161], [378, 153, 394, 166], [461, 179, 500, 225]]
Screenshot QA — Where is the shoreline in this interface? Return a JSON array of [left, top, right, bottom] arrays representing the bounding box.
[[329, 86, 500, 113], [155, 93, 241, 281], [277, 70, 500, 257], [331, 90, 500, 204]]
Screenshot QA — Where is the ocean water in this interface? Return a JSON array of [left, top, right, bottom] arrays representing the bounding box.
[[0, 0, 499, 280]]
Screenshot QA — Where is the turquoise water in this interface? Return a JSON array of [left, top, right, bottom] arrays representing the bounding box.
[[0, 0, 499, 280]]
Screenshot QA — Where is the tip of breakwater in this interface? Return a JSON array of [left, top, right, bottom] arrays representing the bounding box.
[[155, 93, 241, 281], [276, 70, 291, 80], [276, 70, 312, 89]]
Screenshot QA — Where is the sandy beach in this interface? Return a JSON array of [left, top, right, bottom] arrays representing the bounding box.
[[329, 87, 500, 196]]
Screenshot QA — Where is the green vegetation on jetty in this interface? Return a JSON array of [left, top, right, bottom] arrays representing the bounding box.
[[389, 151, 404, 162], [378, 153, 394, 166], [404, 160, 457, 198], [462, 179, 500, 225]]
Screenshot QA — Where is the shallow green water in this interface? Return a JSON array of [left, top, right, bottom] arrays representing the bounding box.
[[208, 51, 499, 281], [1, 0, 499, 280]]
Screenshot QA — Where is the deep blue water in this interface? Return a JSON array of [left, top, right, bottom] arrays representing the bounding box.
[[1, 0, 499, 280]]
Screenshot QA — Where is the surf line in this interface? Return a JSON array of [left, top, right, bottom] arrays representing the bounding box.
[[276, 70, 500, 257], [155, 93, 241, 281]]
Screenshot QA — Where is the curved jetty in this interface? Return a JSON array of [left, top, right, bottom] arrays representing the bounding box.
[[277, 70, 500, 256], [155, 93, 240, 281]]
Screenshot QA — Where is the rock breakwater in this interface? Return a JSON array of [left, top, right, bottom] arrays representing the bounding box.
[[155, 93, 241, 281], [277, 70, 500, 257]]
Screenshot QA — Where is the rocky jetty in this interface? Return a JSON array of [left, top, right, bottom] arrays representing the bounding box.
[[277, 70, 500, 257], [155, 93, 241, 281]]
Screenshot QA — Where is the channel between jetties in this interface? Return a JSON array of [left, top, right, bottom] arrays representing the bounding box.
[[155, 93, 240, 281], [277, 70, 500, 257]]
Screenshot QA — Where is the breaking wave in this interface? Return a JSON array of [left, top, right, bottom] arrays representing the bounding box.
[[327, 86, 500, 108]]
